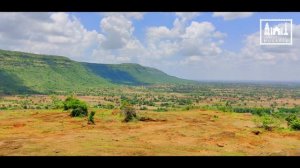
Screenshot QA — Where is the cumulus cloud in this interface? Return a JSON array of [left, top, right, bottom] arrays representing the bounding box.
[[90, 13, 146, 63], [212, 12, 254, 20], [146, 19, 226, 63], [101, 12, 145, 20], [240, 24, 300, 64], [0, 12, 103, 61], [100, 14, 135, 49]]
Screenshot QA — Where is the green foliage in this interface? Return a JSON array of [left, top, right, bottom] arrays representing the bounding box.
[[83, 63, 195, 85], [0, 49, 112, 94], [95, 103, 114, 109], [278, 107, 300, 113], [286, 114, 300, 130], [232, 107, 272, 116], [50, 95, 64, 109], [155, 107, 168, 112], [254, 115, 281, 131], [177, 99, 192, 105], [63, 96, 88, 117], [121, 105, 138, 122], [88, 111, 96, 125], [290, 119, 300, 130], [286, 114, 297, 124], [71, 107, 88, 117]]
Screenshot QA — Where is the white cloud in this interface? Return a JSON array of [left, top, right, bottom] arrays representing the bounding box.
[[240, 23, 300, 64], [175, 12, 200, 22], [0, 12, 103, 61], [145, 20, 226, 62], [212, 12, 253, 20], [101, 12, 145, 20], [91, 13, 146, 63], [100, 14, 134, 49]]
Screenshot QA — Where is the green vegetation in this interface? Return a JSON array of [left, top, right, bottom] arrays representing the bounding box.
[[63, 96, 88, 117], [0, 49, 112, 94], [254, 115, 281, 131], [155, 107, 168, 112], [290, 119, 300, 130], [83, 63, 195, 85], [121, 105, 138, 122], [286, 114, 300, 130], [0, 49, 193, 95], [50, 95, 64, 109], [88, 111, 96, 125]]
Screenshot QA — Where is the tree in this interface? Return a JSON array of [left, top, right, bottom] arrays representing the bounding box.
[[63, 96, 88, 117]]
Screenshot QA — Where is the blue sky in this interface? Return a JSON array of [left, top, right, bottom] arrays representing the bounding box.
[[0, 12, 300, 81], [71, 12, 300, 52]]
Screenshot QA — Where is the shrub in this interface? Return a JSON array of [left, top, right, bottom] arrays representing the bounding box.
[[88, 111, 96, 125], [290, 119, 300, 130], [50, 95, 64, 109], [121, 105, 137, 122], [63, 96, 88, 117], [286, 114, 300, 130], [255, 115, 280, 131], [286, 114, 297, 124], [70, 107, 88, 117]]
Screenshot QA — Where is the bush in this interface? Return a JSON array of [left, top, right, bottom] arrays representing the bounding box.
[[255, 115, 280, 131], [88, 111, 96, 125], [50, 95, 64, 109], [286, 114, 300, 130], [286, 114, 297, 124], [63, 96, 88, 117], [71, 107, 88, 117], [290, 119, 300, 130], [122, 105, 137, 122]]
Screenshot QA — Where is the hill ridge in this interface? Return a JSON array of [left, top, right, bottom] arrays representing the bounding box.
[[0, 49, 194, 94]]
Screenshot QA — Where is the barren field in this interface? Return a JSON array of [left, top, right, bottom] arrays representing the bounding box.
[[0, 109, 299, 156]]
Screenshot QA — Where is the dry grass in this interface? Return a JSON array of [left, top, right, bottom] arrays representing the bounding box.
[[0, 109, 299, 156]]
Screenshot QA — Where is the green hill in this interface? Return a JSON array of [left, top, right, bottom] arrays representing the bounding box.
[[0, 49, 111, 94], [0, 49, 195, 94], [82, 63, 194, 85]]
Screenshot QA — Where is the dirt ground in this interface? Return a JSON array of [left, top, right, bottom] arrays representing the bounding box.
[[0, 109, 299, 156]]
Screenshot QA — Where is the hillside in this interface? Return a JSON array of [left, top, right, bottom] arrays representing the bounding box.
[[82, 63, 194, 85], [0, 49, 194, 94], [0, 49, 111, 94]]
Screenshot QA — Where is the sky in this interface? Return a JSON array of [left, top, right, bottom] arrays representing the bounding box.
[[0, 12, 300, 82]]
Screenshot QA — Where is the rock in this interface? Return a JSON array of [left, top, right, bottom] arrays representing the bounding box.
[[53, 150, 60, 153], [217, 143, 225, 147], [252, 130, 261, 135]]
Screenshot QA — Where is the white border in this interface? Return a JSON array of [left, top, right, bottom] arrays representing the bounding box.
[[260, 19, 293, 45]]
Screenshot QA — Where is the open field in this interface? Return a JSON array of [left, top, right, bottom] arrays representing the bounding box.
[[1, 83, 300, 156], [0, 108, 299, 156]]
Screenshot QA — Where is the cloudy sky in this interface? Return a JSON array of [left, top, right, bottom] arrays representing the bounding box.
[[0, 12, 300, 81]]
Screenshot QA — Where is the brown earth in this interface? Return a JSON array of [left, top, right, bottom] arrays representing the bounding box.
[[0, 109, 299, 156]]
